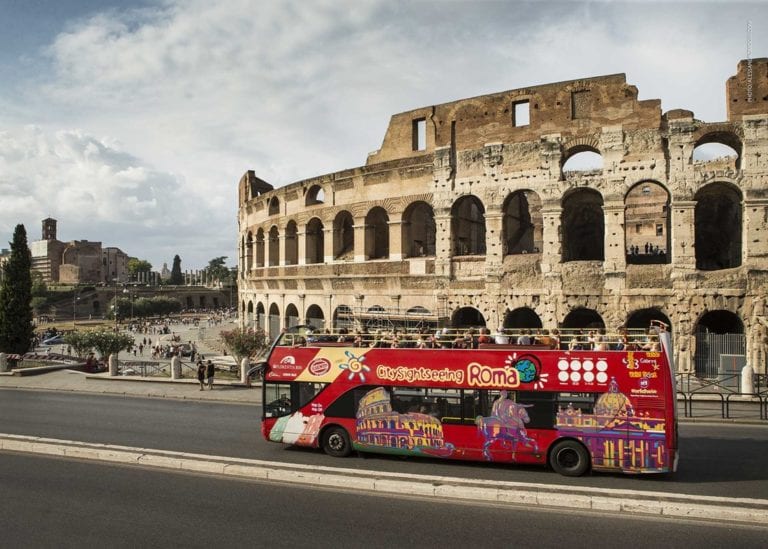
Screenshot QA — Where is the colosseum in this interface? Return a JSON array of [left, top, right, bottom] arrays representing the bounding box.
[[237, 58, 768, 376]]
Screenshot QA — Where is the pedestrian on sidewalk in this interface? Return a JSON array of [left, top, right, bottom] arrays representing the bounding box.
[[196, 360, 206, 391], [206, 359, 215, 390]]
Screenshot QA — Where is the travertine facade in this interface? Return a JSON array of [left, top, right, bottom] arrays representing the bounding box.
[[238, 59, 768, 374]]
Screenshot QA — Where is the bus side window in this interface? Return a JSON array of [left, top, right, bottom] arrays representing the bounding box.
[[516, 391, 556, 429]]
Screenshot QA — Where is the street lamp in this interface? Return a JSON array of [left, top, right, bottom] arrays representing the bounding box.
[[72, 292, 80, 326], [113, 279, 119, 332]]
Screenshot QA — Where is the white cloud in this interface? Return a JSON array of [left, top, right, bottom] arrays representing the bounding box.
[[1, 0, 766, 268]]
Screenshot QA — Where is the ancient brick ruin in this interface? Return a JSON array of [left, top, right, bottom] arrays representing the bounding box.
[[238, 59, 768, 375]]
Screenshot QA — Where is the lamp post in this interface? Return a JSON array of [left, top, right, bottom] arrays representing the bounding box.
[[72, 292, 80, 327], [113, 279, 119, 332]]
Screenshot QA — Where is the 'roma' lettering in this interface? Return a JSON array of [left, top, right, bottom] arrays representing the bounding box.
[[467, 362, 520, 388]]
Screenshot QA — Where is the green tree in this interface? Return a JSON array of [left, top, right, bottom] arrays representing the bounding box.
[[0, 224, 34, 354], [219, 327, 269, 363], [63, 330, 96, 358], [31, 271, 47, 296], [127, 258, 153, 280], [206, 256, 232, 285], [87, 330, 135, 359], [170, 255, 183, 285]]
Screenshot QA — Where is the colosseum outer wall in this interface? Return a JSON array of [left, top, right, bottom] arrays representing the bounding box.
[[238, 59, 768, 375]]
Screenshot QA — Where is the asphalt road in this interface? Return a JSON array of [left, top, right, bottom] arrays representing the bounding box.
[[2, 389, 767, 499], [2, 452, 766, 548]]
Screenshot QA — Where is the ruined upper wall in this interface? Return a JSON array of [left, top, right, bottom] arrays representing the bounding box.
[[368, 73, 662, 165], [727, 58, 768, 120]]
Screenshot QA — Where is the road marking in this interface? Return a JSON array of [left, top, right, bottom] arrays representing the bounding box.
[[1, 433, 767, 524]]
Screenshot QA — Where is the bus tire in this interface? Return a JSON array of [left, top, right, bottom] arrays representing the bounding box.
[[549, 440, 590, 477], [321, 426, 352, 458]]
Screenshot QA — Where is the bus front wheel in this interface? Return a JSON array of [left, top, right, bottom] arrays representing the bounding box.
[[549, 440, 590, 477], [321, 426, 352, 458]]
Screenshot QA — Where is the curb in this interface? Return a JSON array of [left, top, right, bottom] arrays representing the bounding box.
[[1, 433, 767, 525]]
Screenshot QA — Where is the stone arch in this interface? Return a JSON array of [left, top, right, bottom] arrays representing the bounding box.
[[502, 190, 542, 255], [245, 231, 253, 272], [626, 308, 672, 332], [246, 300, 254, 327], [503, 307, 543, 329], [694, 310, 745, 377], [305, 217, 324, 264], [268, 196, 280, 216], [268, 303, 281, 339], [402, 201, 436, 258], [625, 180, 671, 264], [694, 182, 742, 271], [452, 307, 486, 328], [284, 220, 298, 265], [255, 228, 265, 268], [562, 308, 605, 330], [451, 195, 486, 256], [333, 210, 355, 260], [306, 304, 325, 330], [268, 225, 280, 267], [365, 206, 390, 260], [692, 130, 742, 170], [305, 184, 325, 206], [561, 188, 604, 261], [256, 301, 265, 329], [562, 141, 602, 174], [333, 305, 354, 330], [285, 303, 300, 328]]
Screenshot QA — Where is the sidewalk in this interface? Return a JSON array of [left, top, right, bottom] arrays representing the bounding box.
[[0, 369, 260, 404]]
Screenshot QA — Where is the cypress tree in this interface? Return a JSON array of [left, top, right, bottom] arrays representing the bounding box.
[[0, 224, 34, 354], [170, 254, 183, 285]]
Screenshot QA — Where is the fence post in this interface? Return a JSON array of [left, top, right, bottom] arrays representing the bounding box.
[[741, 364, 755, 395], [241, 357, 250, 384], [171, 356, 181, 380], [108, 354, 118, 376]]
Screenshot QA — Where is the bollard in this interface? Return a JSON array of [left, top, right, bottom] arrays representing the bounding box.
[[108, 354, 118, 376], [241, 357, 250, 385], [0, 353, 7, 373], [171, 356, 181, 380], [740, 364, 755, 395]]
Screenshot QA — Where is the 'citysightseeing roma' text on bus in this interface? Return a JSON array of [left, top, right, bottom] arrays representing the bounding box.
[[259, 326, 678, 476]]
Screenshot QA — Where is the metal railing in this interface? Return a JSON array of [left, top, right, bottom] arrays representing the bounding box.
[[675, 373, 767, 420]]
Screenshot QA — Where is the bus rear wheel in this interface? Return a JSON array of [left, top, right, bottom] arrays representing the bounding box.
[[549, 440, 590, 477], [321, 426, 352, 458]]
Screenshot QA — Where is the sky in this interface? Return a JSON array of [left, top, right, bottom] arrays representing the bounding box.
[[0, 0, 766, 271]]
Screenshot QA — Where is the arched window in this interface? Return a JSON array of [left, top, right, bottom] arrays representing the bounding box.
[[625, 181, 670, 264], [256, 302, 265, 329], [246, 301, 254, 327], [284, 220, 298, 266], [245, 231, 253, 272], [268, 196, 280, 216], [695, 183, 742, 270], [333, 305, 354, 331], [306, 304, 325, 330], [305, 218, 324, 264], [365, 207, 390, 260], [692, 132, 741, 170], [285, 303, 299, 328], [562, 147, 602, 174], [268, 226, 280, 267], [402, 201, 436, 258], [452, 196, 486, 256], [333, 211, 354, 260], [502, 190, 542, 255], [268, 303, 281, 339], [626, 308, 671, 332], [255, 229, 265, 268], [561, 189, 604, 261], [306, 185, 325, 206]]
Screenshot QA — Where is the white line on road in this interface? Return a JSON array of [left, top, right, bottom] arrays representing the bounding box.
[[1, 433, 767, 525]]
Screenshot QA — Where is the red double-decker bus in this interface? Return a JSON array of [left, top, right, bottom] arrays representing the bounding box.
[[259, 325, 678, 476]]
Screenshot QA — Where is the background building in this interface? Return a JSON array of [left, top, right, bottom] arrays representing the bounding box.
[[237, 59, 768, 377]]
